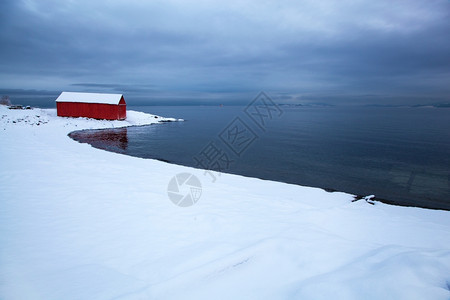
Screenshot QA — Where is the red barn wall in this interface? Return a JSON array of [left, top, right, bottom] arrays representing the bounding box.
[[57, 102, 127, 120], [118, 97, 126, 120]]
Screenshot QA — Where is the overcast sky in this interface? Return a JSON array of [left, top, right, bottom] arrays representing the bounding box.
[[0, 0, 449, 105]]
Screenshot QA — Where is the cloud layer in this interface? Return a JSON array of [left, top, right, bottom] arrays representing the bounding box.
[[1, 0, 449, 104]]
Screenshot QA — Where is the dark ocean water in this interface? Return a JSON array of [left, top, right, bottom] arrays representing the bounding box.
[[69, 105, 450, 210]]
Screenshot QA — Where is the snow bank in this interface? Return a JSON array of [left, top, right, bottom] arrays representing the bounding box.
[[0, 105, 449, 300], [0, 106, 177, 130]]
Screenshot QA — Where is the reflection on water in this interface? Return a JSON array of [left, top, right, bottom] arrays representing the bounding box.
[[69, 127, 128, 153]]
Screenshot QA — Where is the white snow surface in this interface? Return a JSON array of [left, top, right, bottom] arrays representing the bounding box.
[[0, 105, 449, 300], [56, 92, 124, 105]]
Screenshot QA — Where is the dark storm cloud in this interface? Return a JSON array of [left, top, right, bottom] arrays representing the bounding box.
[[0, 0, 449, 105], [277, 22, 450, 94], [71, 83, 156, 94]]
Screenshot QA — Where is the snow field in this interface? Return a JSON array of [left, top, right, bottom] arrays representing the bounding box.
[[0, 106, 449, 299]]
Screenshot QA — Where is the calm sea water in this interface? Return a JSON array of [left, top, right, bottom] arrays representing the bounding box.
[[70, 105, 450, 210]]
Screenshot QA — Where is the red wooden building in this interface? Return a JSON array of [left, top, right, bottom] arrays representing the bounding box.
[[56, 92, 126, 120]]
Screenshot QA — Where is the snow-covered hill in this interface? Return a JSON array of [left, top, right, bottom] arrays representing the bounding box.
[[0, 105, 449, 299]]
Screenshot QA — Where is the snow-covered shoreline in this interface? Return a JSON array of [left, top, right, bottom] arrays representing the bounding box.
[[0, 106, 179, 130], [1, 105, 450, 299]]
